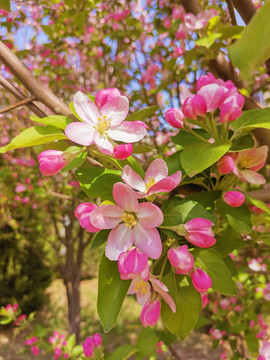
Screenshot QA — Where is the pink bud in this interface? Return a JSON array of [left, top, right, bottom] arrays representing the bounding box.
[[31, 346, 40, 356], [140, 298, 161, 327], [83, 337, 95, 357], [217, 155, 235, 174], [224, 191, 245, 207], [168, 245, 194, 274], [93, 333, 102, 347], [196, 73, 216, 92], [201, 293, 209, 308], [165, 108, 184, 128], [38, 150, 67, 176], [113, 143, 133, 160], [172, 7, 184, 20], [175, 24, 187, 39], [182, 94, 207, 119], [118, 248, 149, 280], [220, 93, 244, 123], [15, 184, 26, 193], [75, 203, 100, 233], [95, 88, 121, 111], [191, 268, 212, 292], [184, 218, 216, 248], [173, 47, 185, 58], [163, 17, 171, 29]]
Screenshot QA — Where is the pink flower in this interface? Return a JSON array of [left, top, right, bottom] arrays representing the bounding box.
[[191, 268, 212, 292], [83, 337, 95, 357], [113, 143, 133, 160], [196, 73, 216, 92], [172, 7, 184, 20], [38, 150, 67, 176], [220, 92, 244, 123], [15, 184, 26, 193], [65, 90, 146, 155], [259, 341, 270, 360], [31, 346, 40, 356], [90, 183, 163, 260], [25, 336, 37, 346], [217, 155, 235, 174], [182, 94, 207, 119], [164, 108, 184, 128], [223, 191, 245, 207], [167, 245, 194, 274], [140, 298, 161, 327], [75, 203, 100, 233], [93, 333, 102, 347], [197, 83, 227, 112], [175, 24, 187, 39], [201, 293, 209, 308], [232, 146, 268, 185], [15, 314, 26, 325], [54, 347, 62, 359], [121, 159, 181, 198], [118, 248, 149, 280], [184, 218, 216, 248]]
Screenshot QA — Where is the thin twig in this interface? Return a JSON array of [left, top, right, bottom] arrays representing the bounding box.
[[0, 96, 34, 114], [47, 190, 72, 200], [225, 0, 237, 25]]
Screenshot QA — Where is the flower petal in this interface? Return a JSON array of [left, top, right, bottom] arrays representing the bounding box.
[[136, 203, 164, 228], [147, 178, 177, 196], [100, 95, 129, 127], [113, 183, 139, 212], [133, 224, 162, 259], [186, 233, 216, 248], [90, 205, 123, 229], [95, 88, 121, 111], [73, 91, 99, 125], [65, 122, 95, 146], [121, 165, 146, 192], [93, 132, 114, 155], [105, 223, 134, 260], [145, 159, 168, 183], [108, 121, 146, 143], [239, 169, 266, 185]]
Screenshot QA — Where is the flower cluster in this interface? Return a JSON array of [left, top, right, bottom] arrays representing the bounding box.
[[82, 333, 102, 358]]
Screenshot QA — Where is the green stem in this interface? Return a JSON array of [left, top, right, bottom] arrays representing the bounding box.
[[189, 128, 209, 143]]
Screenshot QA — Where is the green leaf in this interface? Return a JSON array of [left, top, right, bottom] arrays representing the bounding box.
[[135, 328, 159, 360], [195, 33, 222, 48], [193, 248, 236, 295], [161, 272, 202, 339], [165, 151, 183, 175], [245, 333, 259, 353], [184, 191, 222, 210], [228, 0, 270, 81], [0, 317, 12, 324], [0, 0, 10, 11], [72, 345, 83, 357], [224, 255, 238, 276], [106, 345, 136, 360], [213, 235, 247, 256], [0, 126, 67, 153], [246, 196, 270, 215], [62, 150, 87, 172], [123, 156, 145, 178], [232, 108, 270, 132], [216, 199, 252, 235], [172, 129, 210, 147], [69, 101, 83, 121], [91, 230, 110, 249], [230, 134, 255, 152], [180, 139, 232, 177], [162, 198, 217, 228], [195, 315, 212, 329], [30, 115, 73, 130], [125, 105, 159, 121], [97, 254, 131, 332], [75, 168, 122, 201], [66, 334, 76, 349]]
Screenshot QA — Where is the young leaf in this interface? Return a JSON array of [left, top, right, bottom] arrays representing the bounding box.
[[161, 272, 202, 339], [231, 108, 270, 132], [75, 168, 122, 201], [246, 196, 270, 215], [125, 105, 159, 121], [180, 139, 232, 177], [135, 328, 159, 360], [229, 134, 255, 152], [30, 115, 73, 130], [0, 126, 67, 153], [193, 248, 236, 295], [91, 230, 110, 249], [97, 254, 131, 332], [105, 345, 136, 360]]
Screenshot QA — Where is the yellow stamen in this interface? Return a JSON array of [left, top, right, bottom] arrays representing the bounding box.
[[239, 157, 253, 168], [134, 279, 148, 294], [96, 115, 111, 135], [145, 176, 156, 191], [121, 213, 137, 228]]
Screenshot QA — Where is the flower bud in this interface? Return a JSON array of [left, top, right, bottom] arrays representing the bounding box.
[[118, 248, 149, 280], [191, 268, 212, 292], [168, 245, 194, 274], [93, 333, 102, 347], [223, 191, 245, 207], [165, 108, 184, 128], [217, 155, 235, 174], [182, 94, 207, 119], [113, 143, 133, 160], [184, 218, 216, 248], [140, 298, 161, 327], [38, 150, 67, 176], [75, 203, 100, 233]]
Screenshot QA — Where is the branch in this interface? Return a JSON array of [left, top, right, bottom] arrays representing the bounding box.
[[0, 96, 34, 114], [225, 0, 237, 26], [246, 187, 270, 202], [0, 41, 72, 116], [0, 74, 47, 117]]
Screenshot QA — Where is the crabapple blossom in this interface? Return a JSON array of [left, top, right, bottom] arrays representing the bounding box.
[[118, 248, 149, 280], [182, 94, 207, 119], [167, 245, 194, 274], [140, 298, 161, 327], [191, 268, 212, 292], [184, 218, 216, 248], [113, 143, 133, 160], [65, 89, 146, 155], [75, 203, 100, 233], [38, 150, 67, 176], [90, 182, 163, 260], [223, 191, 245, 207], [121, 158, 181, 198], [258, 340, 270, 360], [217, 155, 235, 174], [165, 108, 184, 128]]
